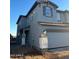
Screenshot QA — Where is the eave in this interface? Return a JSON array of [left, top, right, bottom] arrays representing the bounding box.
[[38, 21, 69, 27]]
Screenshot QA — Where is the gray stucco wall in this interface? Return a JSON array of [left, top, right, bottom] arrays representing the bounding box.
[[34, 3, 58, 22], [28, 21, 42, 49], [16, 2, 69, 50], [56, 11, 69, 23]]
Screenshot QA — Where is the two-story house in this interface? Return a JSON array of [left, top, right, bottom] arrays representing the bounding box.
[[16, 0, 69, 51]]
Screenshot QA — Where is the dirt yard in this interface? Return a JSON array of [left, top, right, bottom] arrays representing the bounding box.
[[10, 45, 69, 59], [11, 51, 69, 59]]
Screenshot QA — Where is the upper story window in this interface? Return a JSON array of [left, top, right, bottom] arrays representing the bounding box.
[[57, 13, 61, 22], [43, 6, 53, 17]]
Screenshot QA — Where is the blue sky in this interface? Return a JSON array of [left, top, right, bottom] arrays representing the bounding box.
[[10, 0, 69, 36]]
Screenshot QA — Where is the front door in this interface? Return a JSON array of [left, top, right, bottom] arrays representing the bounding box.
[[21, 31, 26, 45], [25, 30, 29, 45], [22, 36, 25, 45]]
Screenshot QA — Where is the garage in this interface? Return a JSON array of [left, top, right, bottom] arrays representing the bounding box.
[[47, 29, 69, 49]]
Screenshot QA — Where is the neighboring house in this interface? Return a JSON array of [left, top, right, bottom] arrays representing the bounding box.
[[10, 34, 16, 44], [16, 1, 69, 51]]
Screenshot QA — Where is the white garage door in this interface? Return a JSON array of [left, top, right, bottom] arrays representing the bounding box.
[[47, 32, 69, 48]]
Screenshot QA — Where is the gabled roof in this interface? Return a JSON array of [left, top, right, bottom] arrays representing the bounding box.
[[16, 1, 58, 24]]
